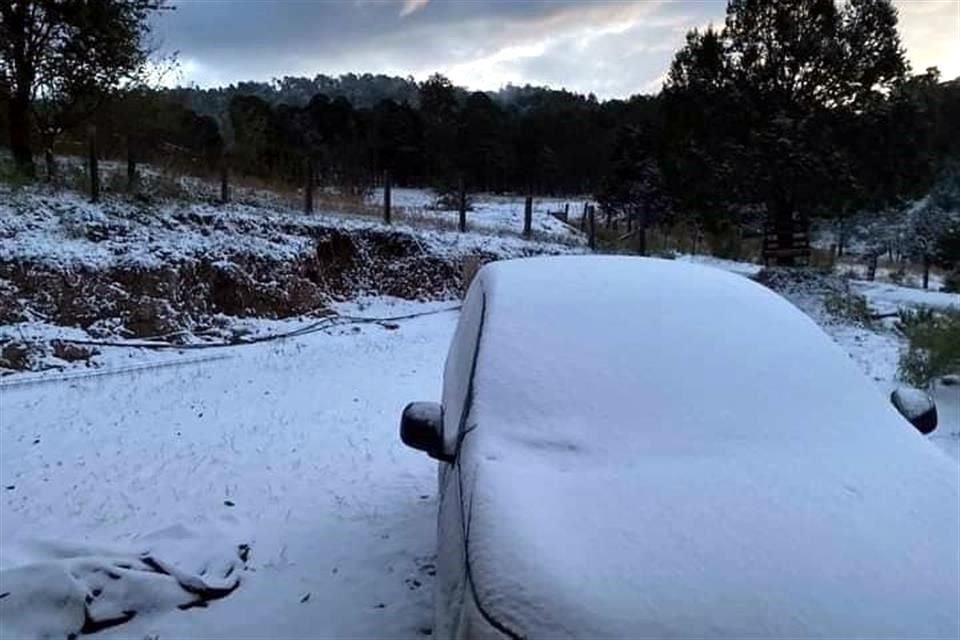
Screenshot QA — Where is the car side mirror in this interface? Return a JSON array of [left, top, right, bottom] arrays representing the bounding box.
[[890, 387, 938, 435], [400, 402, 453, 462]]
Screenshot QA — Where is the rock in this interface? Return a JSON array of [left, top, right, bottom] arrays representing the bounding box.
[[0, 341, 31, 370], [51, 340, 99, 363]]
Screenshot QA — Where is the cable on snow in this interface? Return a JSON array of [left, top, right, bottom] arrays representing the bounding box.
[[19, 305, 463, 351]]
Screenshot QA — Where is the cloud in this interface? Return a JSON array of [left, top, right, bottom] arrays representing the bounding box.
[[894, 0, 960, 79], [154, 0, 956, 98], [399, 0, 430, 18]]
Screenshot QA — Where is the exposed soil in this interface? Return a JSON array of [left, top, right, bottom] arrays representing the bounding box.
[[0, 226, 513, 365]]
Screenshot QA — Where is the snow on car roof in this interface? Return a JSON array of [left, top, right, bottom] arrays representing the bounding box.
[[472, 255, 936, 460], [457, 256, 959, 638]]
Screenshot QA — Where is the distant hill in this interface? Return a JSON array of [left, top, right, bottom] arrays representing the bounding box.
[[165, 73, 616, 118]]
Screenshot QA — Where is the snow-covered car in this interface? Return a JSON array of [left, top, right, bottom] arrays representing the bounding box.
[[400, 256, 960, 639]]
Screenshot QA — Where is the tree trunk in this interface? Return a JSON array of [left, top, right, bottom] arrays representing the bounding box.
[[44, 148, 56, 183], [458, 175, 467, 233], [923, 256, 930, 290], [8, 94, 35, 177], [637, 207, 648, 256], [220, 160, 229, 204], [867, 253, 878, 281]]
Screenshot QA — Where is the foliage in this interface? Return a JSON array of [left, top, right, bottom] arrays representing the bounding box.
[[661, 0, 912, 246], [0, 0, 171, 175], [594, 126, 670, 254], [942, 270, 960, 294], [0, 156, 33, 188], [823, 291, 874, 326], [897, 308, 960, 387]]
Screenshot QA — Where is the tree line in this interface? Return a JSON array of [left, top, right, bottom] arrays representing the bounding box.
[[2, 0, 958, 267]]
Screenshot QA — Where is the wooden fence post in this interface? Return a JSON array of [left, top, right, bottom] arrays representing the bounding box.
[[580, 202, 588, 232], [219, 156, 229, 204], [88, 125, 99, 203], [304, 156, 314, 214], [383, 170, 392, 224], [458, 175, 467, 233], [523, 195, 533, 238], [126, 135, 137, 193], [587, 204, 597, 251]]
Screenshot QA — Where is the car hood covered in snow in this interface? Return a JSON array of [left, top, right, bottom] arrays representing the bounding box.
[[457, 256, 960, 638]]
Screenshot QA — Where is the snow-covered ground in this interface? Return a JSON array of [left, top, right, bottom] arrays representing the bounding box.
[[1, 247, 958, 636], [367, 187, 587, 240], [1, 298, 457, 639], [0, 187, 581, 271]]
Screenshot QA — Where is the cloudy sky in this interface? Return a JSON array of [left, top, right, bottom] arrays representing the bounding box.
[[154, 0, 960, 98]]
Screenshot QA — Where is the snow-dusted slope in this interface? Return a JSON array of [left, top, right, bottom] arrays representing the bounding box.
[[0, 188, 581, 271]]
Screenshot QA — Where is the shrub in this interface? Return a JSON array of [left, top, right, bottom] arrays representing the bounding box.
[[823, 291, 874, 326], [896, 308, 960, 387], [943, 270, 960, 293], [887, 268, 906, 285], [0, 159, 34, 189], [709, 227, 744, 261], [62, 163, 89, 193]]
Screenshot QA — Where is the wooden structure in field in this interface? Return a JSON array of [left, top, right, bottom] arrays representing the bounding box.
[[762, 220, 811, 266]]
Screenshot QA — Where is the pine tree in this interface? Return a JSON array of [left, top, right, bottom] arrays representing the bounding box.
[[664, 0, 909, 265], [596, 126, 670, 255]]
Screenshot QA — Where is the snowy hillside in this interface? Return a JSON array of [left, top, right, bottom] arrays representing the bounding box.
[[0, 185, 582, 373]]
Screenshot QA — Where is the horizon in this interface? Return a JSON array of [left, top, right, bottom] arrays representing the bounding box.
[[155, 0, 959, 99]]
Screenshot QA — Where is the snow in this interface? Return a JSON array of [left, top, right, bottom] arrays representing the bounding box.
[[853, 279, 960, 313], [891, 386, 936, 420], [367, 188, 587, 240], [0, 186, 582, 273], [450, 256, 959, 637], [674, 252, 764, 277], [0, 527, 245, 638], [1, 232, 958, 638], [1, 299, 459, 639]]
